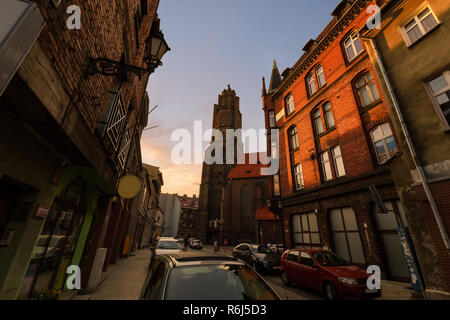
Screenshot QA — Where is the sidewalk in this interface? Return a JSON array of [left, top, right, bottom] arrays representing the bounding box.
[[61, 249, 151, 300]]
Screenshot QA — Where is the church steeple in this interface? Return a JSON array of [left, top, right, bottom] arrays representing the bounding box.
[[268, 60, 282, 93]]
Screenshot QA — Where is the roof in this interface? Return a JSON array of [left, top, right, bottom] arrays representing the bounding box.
[[268, 60, 282, 92], [227, 153, 267, 179], [255, 207, 277, 221]]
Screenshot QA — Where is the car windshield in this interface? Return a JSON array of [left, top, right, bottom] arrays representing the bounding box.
[[156, 241, 180, 250], [250, 245, 273, 254], [164, 264, 279, 300], [312, 252, 349, 266]]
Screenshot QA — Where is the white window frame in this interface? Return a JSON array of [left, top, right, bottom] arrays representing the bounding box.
[[370, 123, 398, 164], [285, 93, 295, 116], [400, 6, 440, 47], [343, 32, 364, 62], [425, 70, 450, 131], [313, 109, 324, 135], [294, 164, 304, 190], [332, 145, 346, 178], [307, 72, 317, 96], [320, 151, 333, 182], [316, 65, 326, 88], [323, 102, 335, 129], [355, 72, 380, 107], [288, 126, 299, 151]]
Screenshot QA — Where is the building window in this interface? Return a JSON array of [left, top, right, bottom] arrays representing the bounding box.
[[343, 32, 364, 62], [294, 164, 304, 190], [331, 146, 346, 178], [316, 65, 326, 88], [320, 151, 333, 181], [288, 126, 299, 151], [241, 186, 250, 217], [403, 7, 439, 46], [307, 72, 317, 96], [427, 70, 450, 129], [370, 123, 398, 164], [313, 109, 324, 135], [329, 207, 366, 264], [273, 174, 281, 196], [285, 93, 295, 116], [355, 72, 380, 107], [269, 110, 276, 128], [291, 213, 321, 249], [323, 102, 335, 129]]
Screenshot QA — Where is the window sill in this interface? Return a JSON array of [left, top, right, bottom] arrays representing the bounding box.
[[359, 99, 383, 113], [314, 126, 336, 140]]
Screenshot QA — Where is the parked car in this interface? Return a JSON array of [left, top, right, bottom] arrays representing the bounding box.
[[155, 238, 182, 256], [189, 239, 203, 250], [140, 252, 281, 300], [280, 249, 381, 300], [232, 243, 281, 273]]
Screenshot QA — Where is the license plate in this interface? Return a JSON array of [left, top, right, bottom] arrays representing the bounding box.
[[365, 289, 378, 294]]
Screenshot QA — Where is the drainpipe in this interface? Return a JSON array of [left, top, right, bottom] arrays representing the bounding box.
[[363, 37, 450, 251]]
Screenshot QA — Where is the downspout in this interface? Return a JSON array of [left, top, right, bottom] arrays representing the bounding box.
[[364, 37, 450, 251]]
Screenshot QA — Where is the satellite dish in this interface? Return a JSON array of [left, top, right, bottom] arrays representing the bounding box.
[[117, 175, 141, 199]]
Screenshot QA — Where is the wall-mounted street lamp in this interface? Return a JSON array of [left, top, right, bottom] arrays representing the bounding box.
[[86, 19, 170, 79]]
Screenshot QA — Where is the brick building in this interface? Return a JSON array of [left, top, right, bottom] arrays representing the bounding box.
[[220, 154, 279, 246], [177, 194, 198, 240], [263, 0, 414, 284], [0, 0, 168, 299], [360, 0, 450, 298]]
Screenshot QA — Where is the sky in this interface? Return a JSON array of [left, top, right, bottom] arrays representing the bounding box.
[[141, 0, 341, 197]]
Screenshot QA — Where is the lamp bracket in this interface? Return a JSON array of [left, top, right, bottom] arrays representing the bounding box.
[[86, 57, 154, 80]]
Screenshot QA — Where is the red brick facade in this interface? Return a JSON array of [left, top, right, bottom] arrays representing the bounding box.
[[263, 0, 410, 282]]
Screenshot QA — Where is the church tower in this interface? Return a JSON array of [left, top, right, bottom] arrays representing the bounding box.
[[197, 85, 242, 242]]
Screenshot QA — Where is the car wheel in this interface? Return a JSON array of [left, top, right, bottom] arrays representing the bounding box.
[[324, 282, 339, 300], [281, 271, 291, 286]]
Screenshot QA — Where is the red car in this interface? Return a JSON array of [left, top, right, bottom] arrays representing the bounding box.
[[280, 249, 381, 300]]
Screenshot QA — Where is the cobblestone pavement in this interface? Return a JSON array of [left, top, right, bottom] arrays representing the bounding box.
[[67, 249, 151, 300]]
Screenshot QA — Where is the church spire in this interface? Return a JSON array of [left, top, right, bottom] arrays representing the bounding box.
[[268, 59, 282, 92]]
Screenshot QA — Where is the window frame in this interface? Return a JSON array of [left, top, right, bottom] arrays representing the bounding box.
[[331, 145, 346, 178], [285, 93, 295, 116], [293, 164, 304, 191], [400, 6, 440, 47], [312, 108, 324, 136], [320, 151, 333, 182], [288, 126, 299, 152], [355, 72, 381, 108], [323, 101, 335, 129], [343, 32, 364, 63], [370, 122, 398, 164], [268, 110, 276, 128], [307, 71, 318, 96], [424, 70, 450, 131], [316, 64, 326, 89], [291, 213, 321, 249]]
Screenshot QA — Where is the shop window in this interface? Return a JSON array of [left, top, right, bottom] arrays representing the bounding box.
[[291, 213, 321, 249]]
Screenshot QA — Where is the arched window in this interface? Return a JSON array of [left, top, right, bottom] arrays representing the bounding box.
[[285, 93, 295, 116], [241, 185, 250, 217], [288, 126, 299, 152], [316, 65, 326, 88], [343, 32, 364, 62], [355, 72, 380, 107], [307, 72, 317, 96], [370, 123, 398, 164], [312, 109, 324, 135], [323, 102, 335, 129]]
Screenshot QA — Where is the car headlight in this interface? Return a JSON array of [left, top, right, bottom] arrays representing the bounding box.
[[338, 277, 357, 285]]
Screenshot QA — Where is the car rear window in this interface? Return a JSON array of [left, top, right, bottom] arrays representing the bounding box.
[[156, 241, 180, 249], [164, 264, 279, 300]]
